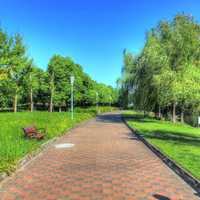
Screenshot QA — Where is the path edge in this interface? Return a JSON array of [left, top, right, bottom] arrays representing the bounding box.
[[122, 116, 200, 193]]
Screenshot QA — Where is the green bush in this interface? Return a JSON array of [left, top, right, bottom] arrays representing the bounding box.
[[74, 106, 118, 115]]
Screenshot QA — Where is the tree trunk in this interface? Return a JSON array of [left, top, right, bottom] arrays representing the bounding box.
[[181, 107, 184, 123], [158, 105, 161, 118], [49, 89, 53, 112], [59, 106, 62, 112], [49, 71, 54, 112], [172, 102, 176, 123], [30, 87, 33, 112], [13, 94, 17, 113]]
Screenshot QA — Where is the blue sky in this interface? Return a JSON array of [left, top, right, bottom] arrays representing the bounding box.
[[0, 0, 200, 86]]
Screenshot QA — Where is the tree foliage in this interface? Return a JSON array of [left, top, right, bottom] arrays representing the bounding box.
[[0, 28, 118, 111], [119, 14, 200, 123]]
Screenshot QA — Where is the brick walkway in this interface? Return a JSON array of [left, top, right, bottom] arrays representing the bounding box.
[[0, 113, 199, 200]]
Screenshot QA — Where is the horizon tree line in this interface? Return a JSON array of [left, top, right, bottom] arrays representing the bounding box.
[[0, 27, 118, 112]]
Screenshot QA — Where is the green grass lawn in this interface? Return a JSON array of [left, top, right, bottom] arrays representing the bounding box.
[[0, 111, 95, 174], [124, 111, 200, 180]]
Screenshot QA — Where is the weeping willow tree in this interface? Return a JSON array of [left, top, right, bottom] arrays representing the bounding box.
[[119, 14, 200, 123], [117, 49, 138, 108]]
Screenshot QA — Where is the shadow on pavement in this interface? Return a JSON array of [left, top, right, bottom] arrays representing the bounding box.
[[96, 113, 122, 123], [153, 194, 171, 200]]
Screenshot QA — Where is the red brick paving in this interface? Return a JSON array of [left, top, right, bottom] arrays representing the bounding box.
[[0, 113, 199, 200]]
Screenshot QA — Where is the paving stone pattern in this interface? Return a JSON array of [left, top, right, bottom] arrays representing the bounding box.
[[0, 113, 199, 200]]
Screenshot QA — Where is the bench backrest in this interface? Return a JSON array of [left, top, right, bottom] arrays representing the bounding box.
[[23, 126, 37, 134]]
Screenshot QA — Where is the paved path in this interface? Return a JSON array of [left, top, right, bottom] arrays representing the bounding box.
[[0, 113, 199, 200]]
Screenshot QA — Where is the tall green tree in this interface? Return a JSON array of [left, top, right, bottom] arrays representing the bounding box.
[[120, 14, 200, 123]]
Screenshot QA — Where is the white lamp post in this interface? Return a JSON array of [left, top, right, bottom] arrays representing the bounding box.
[[70, 75, 75, 120]]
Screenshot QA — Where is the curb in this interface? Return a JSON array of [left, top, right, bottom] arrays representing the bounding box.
[[122, 116, 200, 193]]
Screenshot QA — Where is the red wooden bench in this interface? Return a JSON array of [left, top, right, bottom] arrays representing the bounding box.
[[23, 126, 45, 140]]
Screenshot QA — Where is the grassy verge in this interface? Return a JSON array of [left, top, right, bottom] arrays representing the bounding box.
[[123, 111, 200, 180], [0, 106, 117, 174]]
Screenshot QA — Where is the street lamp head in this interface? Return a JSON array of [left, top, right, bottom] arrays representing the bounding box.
[[70, 75, 75, 85]]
